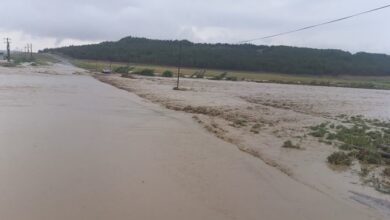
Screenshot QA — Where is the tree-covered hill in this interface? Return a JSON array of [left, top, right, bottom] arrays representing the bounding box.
[[42, 37, 390, 76]]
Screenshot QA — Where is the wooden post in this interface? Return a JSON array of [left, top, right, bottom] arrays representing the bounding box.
[[176, 41, 182, 89]]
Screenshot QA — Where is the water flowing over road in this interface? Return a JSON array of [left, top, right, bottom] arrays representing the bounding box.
[[0, 63, 385, 220]]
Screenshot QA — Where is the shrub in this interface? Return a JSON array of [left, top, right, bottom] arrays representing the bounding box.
[[310, 127, 327, 138], [211, 72, 227, 80], [250, 123, 262, 134], [328, 151, 352, 166], [191, 70, 206, 78], [121, 72, 134, 78], [326, 133, 337, 140], [114, 66, 132, 74], [133, 69, 155, 76], [356, 150, 382, 165], [338, 143, 353, 151], [319, 139, 332, 145], [282, 140, 300, 149], [336, 124, 345, 129], [309, 122, 329, 138], [360, 167, 370, 177], [232, 118, 247, 127], [226, 76, 238, 81], [162, 70, 173, 77]]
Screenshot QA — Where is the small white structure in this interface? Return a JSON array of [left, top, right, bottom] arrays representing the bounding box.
[[102, 67, 112, 74]]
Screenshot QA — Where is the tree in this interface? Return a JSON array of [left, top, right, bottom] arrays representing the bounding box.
[[42, 36, 390, 76]]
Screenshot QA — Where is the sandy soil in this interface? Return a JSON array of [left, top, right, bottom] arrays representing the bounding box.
[[95, 73, 390, 216], [0, 63, 387, 219]]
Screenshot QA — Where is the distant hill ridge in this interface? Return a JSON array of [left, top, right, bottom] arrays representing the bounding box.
[[42, 36, 390, 76]]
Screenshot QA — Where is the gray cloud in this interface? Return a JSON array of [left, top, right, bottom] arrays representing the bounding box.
[[1, 0, 390, 53]]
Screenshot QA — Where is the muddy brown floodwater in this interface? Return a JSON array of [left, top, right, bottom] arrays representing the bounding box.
[[0, 63, 387, 220]]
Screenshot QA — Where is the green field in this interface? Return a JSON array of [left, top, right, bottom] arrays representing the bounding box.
[[70, 58, 390, 90], [9, 52, 60, 65]]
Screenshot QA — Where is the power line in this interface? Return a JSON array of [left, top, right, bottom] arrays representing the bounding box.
[[238, 4, 390, 44]]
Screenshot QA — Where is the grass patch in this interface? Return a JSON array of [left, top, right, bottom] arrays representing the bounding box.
[[309, 116, 390, 193], [34, 53, 60, 65], [10, 52, 59, 66], [383, 167, 390, 177], [309, 117, 390, 160], [0, 62, 17, 67]]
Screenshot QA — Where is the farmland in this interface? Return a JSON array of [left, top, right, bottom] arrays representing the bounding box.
[[70, 58, 390, 90]]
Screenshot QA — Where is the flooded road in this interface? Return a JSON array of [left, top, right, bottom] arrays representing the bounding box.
[[0, 64, 386, 220]]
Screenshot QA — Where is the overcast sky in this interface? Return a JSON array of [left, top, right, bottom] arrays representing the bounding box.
[[1, 0, 390, 53]]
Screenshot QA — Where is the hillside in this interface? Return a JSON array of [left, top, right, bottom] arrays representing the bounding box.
[[42, 37, 390, 76]]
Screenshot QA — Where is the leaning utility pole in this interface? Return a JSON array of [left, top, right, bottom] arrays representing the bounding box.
[[4, 38, 11, 62], [175, 41, 182, 89]]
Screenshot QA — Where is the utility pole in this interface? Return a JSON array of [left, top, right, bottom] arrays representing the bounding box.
[[26, 44, 30, 58], [4, 38, 11, 62], [29, 44, 33, 60], [175, 41, 182, 90]]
